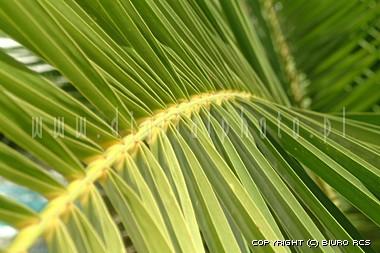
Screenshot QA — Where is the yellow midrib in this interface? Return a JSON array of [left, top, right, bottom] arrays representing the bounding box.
[[7, 90, 252, 253]]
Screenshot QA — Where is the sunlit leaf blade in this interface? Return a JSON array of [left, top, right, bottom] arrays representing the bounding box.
[[103, 170, 175, 253], [64, 206, 108, 253], [46, 221, 79, 253], [80, 186, 125, 253]]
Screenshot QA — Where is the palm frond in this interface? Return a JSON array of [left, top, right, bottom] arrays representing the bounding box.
[[275, 0, 380, 111], [0, 0, 379, 253]]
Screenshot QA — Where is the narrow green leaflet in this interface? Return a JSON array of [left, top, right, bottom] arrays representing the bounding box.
[[47, 221, 79, 253], [0, 143, 64, 196], [0, 195, 38, 228], [154, 132, 205, 253], [64, 206, 107, 253], [241, 99, 380, 227], [139, 143, 205, 253], [80, 186, 125, 253], [102, 170, 175, 253], [0, 88, 84, 179], [169, 127, 245, 253]]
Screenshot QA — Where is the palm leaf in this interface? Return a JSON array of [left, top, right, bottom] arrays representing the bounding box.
[[0, 0, 379, 252]]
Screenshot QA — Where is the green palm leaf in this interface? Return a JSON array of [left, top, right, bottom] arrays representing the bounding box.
[[0, 0, 379, 252]]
